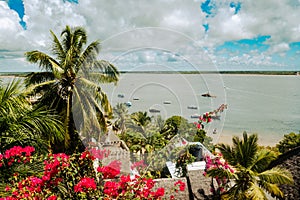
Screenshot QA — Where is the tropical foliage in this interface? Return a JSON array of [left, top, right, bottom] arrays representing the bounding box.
[[24, 25, 119, 153], [205, 132, 293, 199], [276, 132, 300, 153], [0, 80, 64, 153]]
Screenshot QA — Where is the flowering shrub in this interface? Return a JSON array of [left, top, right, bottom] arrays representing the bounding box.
[[74, 177, 97, 192], [97, 160, 121, 179], [104, 175, 165, 199], [203, 153, 235, 196], [2, 146, 35, 166], [0, 146, 186, 199]]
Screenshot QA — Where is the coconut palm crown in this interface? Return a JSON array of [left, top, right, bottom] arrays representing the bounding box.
[[208, 132, 293, 199], [24, 25, 119, 152]]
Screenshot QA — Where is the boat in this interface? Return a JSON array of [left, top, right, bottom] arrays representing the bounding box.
[[149, 108, 160, 113], [133, 97, 140, 100], [187, 106, 197, 109], [201, 92, 216, 98], [117, 94, 124, 98], [163, 101, 172, 104], [191, 114, 200, 118]]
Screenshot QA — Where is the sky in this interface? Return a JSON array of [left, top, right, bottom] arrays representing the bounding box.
[[1, 0, 300, 72]]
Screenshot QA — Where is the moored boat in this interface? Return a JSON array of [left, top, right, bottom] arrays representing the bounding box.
[[149, 108, 160, 113], [191, 114, 200, 118], [187, 105, 197, 109]]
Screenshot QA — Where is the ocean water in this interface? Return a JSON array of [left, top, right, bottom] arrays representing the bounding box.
[[1, 73, 299, 145], [101, 73, 300, 145]]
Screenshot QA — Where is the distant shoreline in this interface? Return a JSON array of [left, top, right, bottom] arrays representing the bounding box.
[[0, 71, 299, 77]]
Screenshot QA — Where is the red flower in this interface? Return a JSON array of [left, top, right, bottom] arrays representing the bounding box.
[[74, 177, 97, 193], [174, 180, 186, 191], [80, 150, 95, 160], [154, 188, 165, 197], [104, 181, 119, 197], [47, 196, 57, 200], [97, 160, 121, 179]]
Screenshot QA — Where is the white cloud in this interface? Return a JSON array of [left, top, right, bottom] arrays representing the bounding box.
[[0, 2, 27, 50], [1, 0, 300, 70]]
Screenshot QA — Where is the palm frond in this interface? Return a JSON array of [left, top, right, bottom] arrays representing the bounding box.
[[77, 41, 100, 73], [24, 79, 56, 96], [92, 60, 119, 83], [72, 86, 103, 139], [233, 132, 258, 168], [50, 30, 65, 62], [258, 167, 293, 185], [73, 26, 87, 51], [24, 72, 55, 87], [247, 183, 268, 200], [216, 143, 236, 165], [258, 181, 285, 199], [25, 50, 59, 72], [61, 25, 72, 52], [250, 149, 277, 173]]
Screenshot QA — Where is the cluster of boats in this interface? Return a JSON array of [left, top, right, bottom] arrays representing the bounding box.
[[117, 92, 222, 117]]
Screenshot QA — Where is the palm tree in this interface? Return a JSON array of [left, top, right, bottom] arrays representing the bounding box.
[[113, 103, 129, 134], [130, 111, 151, 133], [207, 132, 293, 199], [24, 25, 119, 152], [0, 80, 64, 153]]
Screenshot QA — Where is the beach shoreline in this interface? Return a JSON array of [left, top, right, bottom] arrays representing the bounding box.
[[216, 132, 282, 147], [1, 70, 299, 77]]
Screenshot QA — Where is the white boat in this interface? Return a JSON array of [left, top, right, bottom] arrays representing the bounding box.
[[191, 114, 200, 118], [149, 108, 160, 113], [187, 106, 198, 109]]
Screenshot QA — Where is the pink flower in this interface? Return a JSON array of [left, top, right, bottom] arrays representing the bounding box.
[[5, 185, 11, 191]]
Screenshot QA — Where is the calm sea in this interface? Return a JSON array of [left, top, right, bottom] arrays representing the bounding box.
[[101, 73, 300, 145], [1, 73, 299, 145]]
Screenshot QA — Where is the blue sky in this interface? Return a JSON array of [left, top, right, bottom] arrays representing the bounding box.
[[1, 0, 300, 72]]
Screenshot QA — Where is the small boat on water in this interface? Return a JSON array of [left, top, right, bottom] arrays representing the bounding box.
[[201, 92, 216, 98], [133, 97, 140, 100], [149, 108, 160, 113], [187, 106, 198, 109], [191, 114, 200, 118], [117, 94, 124, 98], [163, 101, 172, 104]]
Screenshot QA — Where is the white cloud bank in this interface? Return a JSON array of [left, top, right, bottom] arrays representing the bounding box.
[[0, 0, 300, 70]]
